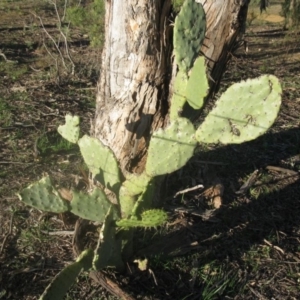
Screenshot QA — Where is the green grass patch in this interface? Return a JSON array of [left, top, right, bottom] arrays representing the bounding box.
[[0, 98, 13, 126], [66, 0, 105, 48], [37, 131, 77, 155], [19, 225, 54, 251], [150, 254, 244, 299], [0, 61, 28, 81]]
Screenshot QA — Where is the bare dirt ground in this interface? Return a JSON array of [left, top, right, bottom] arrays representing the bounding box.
[[1, 1, 300, 300]]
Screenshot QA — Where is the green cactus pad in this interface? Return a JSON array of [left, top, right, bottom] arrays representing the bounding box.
[[186, 56, 208, 109], [146, 118, 196, 176], [93, 207, 124, 271], [71, 188, 117, 222], [195, 75, 282, 144], [170, 70, 188, 121], [116, 209, 168, 228], [57, 114, 80, 144], [78, 135, 121, 193], [174, 0, 206, 73], [18, 176, 69, 213], [131, 180, 155, 217], [119, 173, 151, 218], [40, 249, 93, 300], [122, 173, 150, 196], [119, 186, 137, 218]]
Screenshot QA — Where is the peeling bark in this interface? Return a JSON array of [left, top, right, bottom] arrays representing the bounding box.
[[94, 0, 250, 175]]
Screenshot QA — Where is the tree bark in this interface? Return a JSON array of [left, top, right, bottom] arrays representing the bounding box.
[[199, 0, 250, 93], [94, 0, 250, 176], [287, 0, 300, 27]]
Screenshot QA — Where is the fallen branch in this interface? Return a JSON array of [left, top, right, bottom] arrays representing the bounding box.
[[89, 270, 135, 300]]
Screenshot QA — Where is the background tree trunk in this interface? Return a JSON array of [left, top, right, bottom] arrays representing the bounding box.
[[288, 0, 300, 27], [199, 0, 250, 93], [94, 0, 250, 176]]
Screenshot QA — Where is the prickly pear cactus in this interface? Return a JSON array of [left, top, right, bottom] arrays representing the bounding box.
[[186, 56, 209, 109], [119, 187, 137, 218], [119, 173, 151, 218], [122, 173, 151, 196], [93, 207, 124, 271], [146, 117, 197, 176], [170, 70, 188, 121], [174, 0, 206, 73], [78, 135, 121, 193], [131, 180, 155, 217], [57, 114, 80, 144], [195, 75, 282, 144], [71, 188, 118, 222], [116, 209, 168, 228], [40, 249, 93, 300], [17, 176, 70, 213]]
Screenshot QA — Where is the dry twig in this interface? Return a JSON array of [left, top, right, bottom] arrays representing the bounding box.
[[174, 184, 204, 197]]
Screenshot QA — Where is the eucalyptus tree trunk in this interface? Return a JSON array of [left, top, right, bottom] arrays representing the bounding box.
[[94, 0, 250, 177]]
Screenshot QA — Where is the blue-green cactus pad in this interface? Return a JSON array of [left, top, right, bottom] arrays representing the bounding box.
[[93, 207, 124, 271], [78, 135, 120, 192], [131, 180, 155, 217], [170, 70, 188, 121], [122, 173, 150, 196], [71, 188, 116, 222], [174, 0, 206, 73], [18, 176, 69, 213], [146, 118, 196, 176], [40, 249, 93, 300], [57, 114, 80, 144], [195, 75, 282, 144], [119, 173, 151, 218], [186, 56, 208, 109], [116, 209, 168, 228], [119, 188, 136, 218]]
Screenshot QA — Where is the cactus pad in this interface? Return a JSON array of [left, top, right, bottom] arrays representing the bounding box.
[[78, 135, 121, 193], [195, 75, 282, 144], [119, 173, 151, 218], [18, 176, 69, 213], [57, 114, 80, 144], [93, 207, 124, 271], [174, 0, 206, 73], [40, 249, 93, 300], [119, 189, 136, 218], [170, 70, 188, 121], [116, 209, 168, 228], [122, 173, 150, 196], [71, 188, 117, 222], [186, 56, 208, 109], [131, 181, 155, 217], [146, 118, 196, 176]]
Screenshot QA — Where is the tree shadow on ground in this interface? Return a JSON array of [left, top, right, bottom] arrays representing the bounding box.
[[130, 125, 300, 299]]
